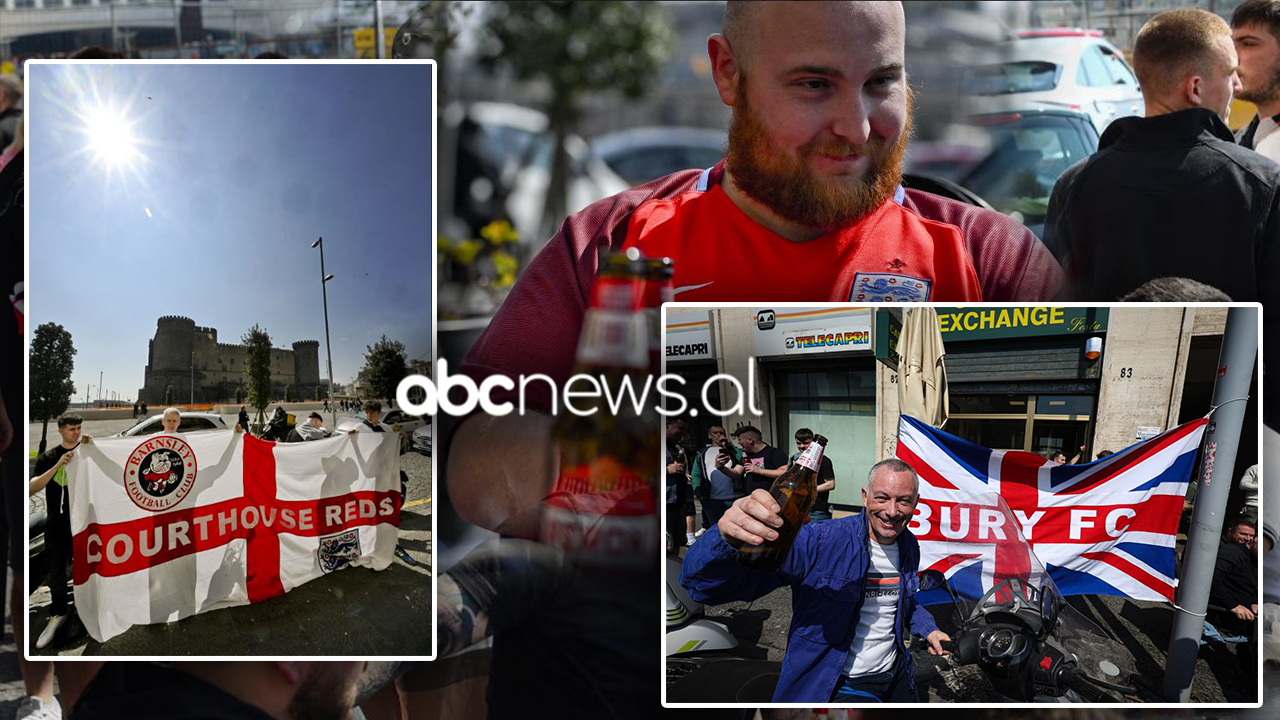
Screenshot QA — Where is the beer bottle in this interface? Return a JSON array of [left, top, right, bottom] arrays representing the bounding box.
[[736, 434, 828, 572], [541, 249, 659, 570], [642, 256, 674, 375]]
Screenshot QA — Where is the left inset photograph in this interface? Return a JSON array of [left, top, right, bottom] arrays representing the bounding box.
[[25, 60, 435, 657]]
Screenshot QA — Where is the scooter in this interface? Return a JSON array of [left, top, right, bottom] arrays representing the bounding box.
[[666, 554, 738, 656], [921, 492, 1147, 703]]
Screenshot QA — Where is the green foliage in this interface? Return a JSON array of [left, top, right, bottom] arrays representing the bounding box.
[[241, 325, 273, 417], [360, 336, 408, 403], [285, 385, 292, 403], [480, 1, 673, 234], [235, 385, 244, 404], [480, 1, 673, 108], [315, 385, 322, 402], [30, 323, 77, 423], [31, 323, 77, 453], [164, 385, 174, 405]]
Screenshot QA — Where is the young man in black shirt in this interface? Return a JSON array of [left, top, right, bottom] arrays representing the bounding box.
[[790, 428, 836, 522], [30, 414, 87, 651], [723, 425, 788, 495]]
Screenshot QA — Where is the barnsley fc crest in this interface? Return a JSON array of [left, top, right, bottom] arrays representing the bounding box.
[[318, 529, 361, 573], [124, 436, 198, 512]]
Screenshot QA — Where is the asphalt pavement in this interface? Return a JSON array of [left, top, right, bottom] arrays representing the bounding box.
[[24, 415, 433, 657]]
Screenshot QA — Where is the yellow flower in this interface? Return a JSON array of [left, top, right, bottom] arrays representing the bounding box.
[[436, 236, 453, 251], [480, 220, 519, 246], [492, 250, 519, 287], [451, 239, 484, 264]]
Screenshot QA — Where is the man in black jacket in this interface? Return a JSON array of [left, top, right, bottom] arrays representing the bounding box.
[[1047, 7, 1280, 300], [1045, 8, 1280, 422]]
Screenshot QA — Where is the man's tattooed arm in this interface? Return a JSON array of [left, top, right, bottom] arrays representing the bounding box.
[[438, 572, 492, 657]]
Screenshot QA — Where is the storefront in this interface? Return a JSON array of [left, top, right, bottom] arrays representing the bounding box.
[[750, 307, 879, 509], [664, 305, 1255, 513], [930, 306, 1107, 459]]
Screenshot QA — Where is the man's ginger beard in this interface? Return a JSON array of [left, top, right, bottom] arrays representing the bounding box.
[[726, 76, 911, 232]]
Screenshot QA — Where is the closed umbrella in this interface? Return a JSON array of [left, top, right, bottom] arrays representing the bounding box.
[[897, 307, 948, 429]]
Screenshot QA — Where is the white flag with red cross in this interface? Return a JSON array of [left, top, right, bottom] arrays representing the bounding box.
[[65, 431, 401, 643]]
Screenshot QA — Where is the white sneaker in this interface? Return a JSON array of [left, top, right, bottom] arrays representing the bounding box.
[[35, 614, 66, 650], [16, 696, 63, 720], [686, 533, 696, 545], [694, 528, 707, 538]]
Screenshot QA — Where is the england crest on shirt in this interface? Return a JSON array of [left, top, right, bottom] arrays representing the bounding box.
[[851, 273, 931, 302]]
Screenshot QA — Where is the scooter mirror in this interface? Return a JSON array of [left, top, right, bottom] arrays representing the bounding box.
[[918, 568, 947, 592], [1039, 586, 1062, 637]]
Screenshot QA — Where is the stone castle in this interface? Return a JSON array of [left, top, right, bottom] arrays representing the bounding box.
[[139, 316, 322, 404]]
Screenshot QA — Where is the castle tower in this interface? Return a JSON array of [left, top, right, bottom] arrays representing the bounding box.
[[141, 316, 197, 404], [292, 340, 321, 386]]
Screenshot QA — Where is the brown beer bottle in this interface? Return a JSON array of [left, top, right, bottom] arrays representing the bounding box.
[[736, 434, 828, 572], [541, 249, 659, 571]]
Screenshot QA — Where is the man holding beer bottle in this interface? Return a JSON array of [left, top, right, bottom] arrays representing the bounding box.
[[720, 425, 788, 495], [682, 458, 950, 702]]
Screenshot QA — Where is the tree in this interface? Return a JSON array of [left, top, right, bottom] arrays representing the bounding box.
[[481, 1, 673, 239], [242, 325, 273, 426], [314, 385, 322, 402], [235, 385, 244, 404], [165, 385, 174, 406], [30, 323, 77, 455], [360, 336, 408, 403], [285, 385, 292, 403]]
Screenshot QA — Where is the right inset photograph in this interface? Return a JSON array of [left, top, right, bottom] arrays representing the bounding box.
[[664, 303, 1265, 707]]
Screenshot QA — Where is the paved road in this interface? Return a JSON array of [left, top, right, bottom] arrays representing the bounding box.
[[24, 416, 433, 657]]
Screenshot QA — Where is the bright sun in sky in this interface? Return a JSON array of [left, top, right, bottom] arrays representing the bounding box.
[[84, 105, 141, 170]]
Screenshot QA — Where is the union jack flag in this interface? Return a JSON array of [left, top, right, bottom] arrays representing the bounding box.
[[896, 415, 1208, 602]]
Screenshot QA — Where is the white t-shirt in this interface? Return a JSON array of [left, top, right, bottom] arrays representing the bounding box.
[[843, 540, 901, 677], [1252, 116, 1280, 166]]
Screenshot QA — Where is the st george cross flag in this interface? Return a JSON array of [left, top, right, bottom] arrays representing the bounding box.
[[66, 430, 401, 643], [896, 414, 1208, 602]]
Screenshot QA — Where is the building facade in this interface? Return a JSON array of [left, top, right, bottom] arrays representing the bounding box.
[[139, 315, 321, 404], [665, 305, 1257, 512]]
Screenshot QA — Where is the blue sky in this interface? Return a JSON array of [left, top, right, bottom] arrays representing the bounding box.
[[28, 62, 433, 402]]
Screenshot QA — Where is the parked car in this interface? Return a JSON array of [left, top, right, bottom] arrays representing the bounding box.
[[447, 101, 630, 243], [117, 412, 228, 437], [955, 108, 1100, 241], [591, 126, 726, 186], [967, 29, 1143, 136], [336, 408, 428, 453], [411, 423, 431, 455]]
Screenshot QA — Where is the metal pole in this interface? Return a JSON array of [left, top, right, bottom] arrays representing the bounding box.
[[335, 0, 343, 59], [111, 1, 119, 53], [190, 350, 194, 404], [1163, 306, 1258, 701], [99, 372, 103, 403], [1083, 0, 1091, 29], [316, 237, 338, 430], [374, 0, 386, 59], [174, 0, 184, 55]]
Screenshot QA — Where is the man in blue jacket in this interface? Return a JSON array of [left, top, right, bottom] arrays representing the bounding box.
[[681, 458, 949, 702]]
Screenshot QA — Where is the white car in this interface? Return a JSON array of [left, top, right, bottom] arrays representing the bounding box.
[[411, 424, 431, 455], [336, 409, 428, 452], [117, 412, 229, 437], [970, 29, 1144, 136], [591, 126, 726, 186]]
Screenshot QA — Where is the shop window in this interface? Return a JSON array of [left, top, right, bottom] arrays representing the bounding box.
[[775, 367, 876, 508], [948, 393, 1095, 458]]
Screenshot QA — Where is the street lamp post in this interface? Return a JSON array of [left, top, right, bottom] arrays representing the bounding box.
[[191, 349, 195, 405], [87, 384, 93, 408], [99, 371, 103, 404], [311, 237, 338, 430]]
